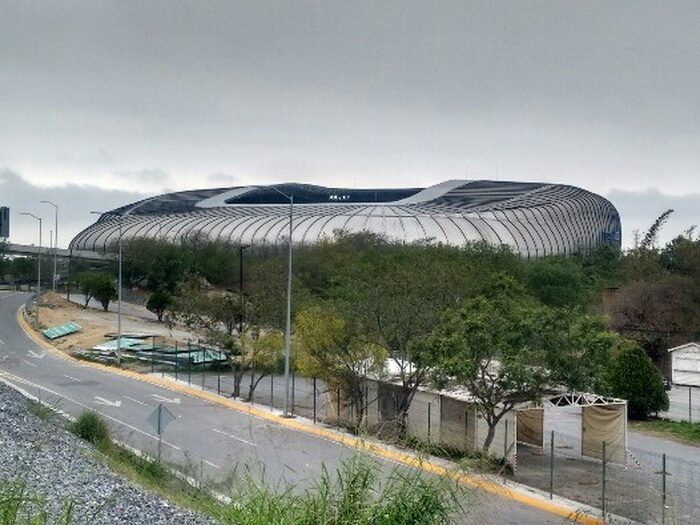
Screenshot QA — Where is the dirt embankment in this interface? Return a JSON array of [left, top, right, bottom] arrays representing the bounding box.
[[34, 292, 198, 353]]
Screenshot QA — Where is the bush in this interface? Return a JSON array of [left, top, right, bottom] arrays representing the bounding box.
[[146, 288, 172, 322], [71, 411, 110, 446], [607, 342, 669, 419]]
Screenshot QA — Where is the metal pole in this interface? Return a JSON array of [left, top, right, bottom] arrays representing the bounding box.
[[313, 377, 317, 423], [53, 205, 58, 292], [151, 337, 155, 373], [67, 248, 72, 301], [689, 386, 692, 423], [291, 370, 295, 414], [283, 196, 293, 417], [238, 245, 244, 334], [504, 419, 508, 462], [662, 453, 667, 524], [157, 404, 163, 463], [175, 342, 179, 381], [337, 387, 341, 428], [40, 201, 58, 292], [217, 363, 221, 395], [117, 218, 122, 365], [428, 402, 432, 442], [37, 218, 41, 326], [602, 441, 607, 519], [549, 430, 554, 499], [270, 374, 274, 410]]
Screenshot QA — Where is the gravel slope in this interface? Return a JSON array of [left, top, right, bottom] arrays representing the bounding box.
[[0, 384, 213, 524]]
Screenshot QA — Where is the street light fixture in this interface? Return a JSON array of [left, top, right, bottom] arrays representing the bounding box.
[[40, 200, 58, 292], [19, 212, 42, 327], [91, 211, 123, 365], [269, 185, 294, 417]]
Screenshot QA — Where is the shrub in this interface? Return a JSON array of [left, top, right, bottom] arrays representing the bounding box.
[[607, 341, 669, 419], [71, 411, 110, 446], [146, 288, 172, 322]]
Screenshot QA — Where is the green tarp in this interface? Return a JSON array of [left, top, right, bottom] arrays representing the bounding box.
[[42, 322, 82, 340]]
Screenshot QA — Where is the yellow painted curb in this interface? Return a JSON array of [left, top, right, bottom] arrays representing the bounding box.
[[18, 307, 603, 524]]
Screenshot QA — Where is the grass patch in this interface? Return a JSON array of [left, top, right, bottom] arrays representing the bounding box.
[[63, 410, 470, 524], [215, 456, 465, 525], [27, 401, 55, 423], [0, 481, 75, 524], [629, 419, 700, 445], [70, 411, 110, 446]]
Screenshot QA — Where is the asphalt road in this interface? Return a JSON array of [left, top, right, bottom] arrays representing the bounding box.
[[0, 291, 572, 524]]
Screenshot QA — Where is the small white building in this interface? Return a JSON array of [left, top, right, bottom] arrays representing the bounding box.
[[669, 342, 700, 387]]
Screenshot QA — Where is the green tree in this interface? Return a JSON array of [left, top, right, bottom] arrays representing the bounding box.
[[146, 288, 172, 322], [428, 276, 615, 452], [607, 341, 669, 419], [295, 305, 387, 427], [527, 256, 589, 308], [78, 271, 117, 310]]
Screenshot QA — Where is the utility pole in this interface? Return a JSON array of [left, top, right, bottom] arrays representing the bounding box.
[[40, 200, 58, 292], [269, 186, 294, 417], [20, 212, 42, 327]]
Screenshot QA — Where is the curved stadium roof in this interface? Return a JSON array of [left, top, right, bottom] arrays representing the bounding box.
[[70, 180, 621, 258]]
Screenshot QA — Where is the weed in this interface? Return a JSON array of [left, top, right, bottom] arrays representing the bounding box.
[[70, 411, 110, 446]]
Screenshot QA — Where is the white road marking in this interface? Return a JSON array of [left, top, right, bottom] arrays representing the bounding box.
[[124, 396, 149, 406], [94, 396, 122, 407], [22, 359, 37, 368], [0, 338, 5, 345], [28, 350, 45, 359], [151, 394, 181, 404], [62, 374, 81, 382], [203, 459, 221, 469], [211, 427, 258, 447], [0, 369, 180, 450]]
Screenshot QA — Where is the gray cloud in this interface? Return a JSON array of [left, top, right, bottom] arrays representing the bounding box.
[[115, 169, 171, 183], [1, 2, 699, 206], [0, 169, 150, 247], [607, 188, 700, 247]]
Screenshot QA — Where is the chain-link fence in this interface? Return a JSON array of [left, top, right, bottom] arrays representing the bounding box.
[[138, 353, 700, 524], [660, 385, 700, 423], [515, 426, 700, 523]]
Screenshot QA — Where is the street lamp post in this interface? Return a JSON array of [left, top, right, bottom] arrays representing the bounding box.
[[20, 212, 42, 327], [270, 186, 294, 417], [40, 200, 58, 292], [91, 211, 123, 365], [238, 244, 250, 334]]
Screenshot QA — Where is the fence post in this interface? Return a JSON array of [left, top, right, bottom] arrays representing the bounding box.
[[549, 430, 554, 499], [602, 441, 607, 519], [364, 385, 369, 422], [313, 377, 317, 424], [662, 453, 667, 524], [427, 402, 431, 442], [503, 419, 509, 463]]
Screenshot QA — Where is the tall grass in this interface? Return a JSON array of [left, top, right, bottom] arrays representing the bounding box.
[[0, 481, 74, 525], [215, 456, 464, 525]]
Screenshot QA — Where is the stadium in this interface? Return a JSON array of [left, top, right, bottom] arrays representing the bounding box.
[[70, 180, 621, 258]]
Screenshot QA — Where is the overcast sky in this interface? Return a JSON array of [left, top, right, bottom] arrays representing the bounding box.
[[1, 1, 699, 247]]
